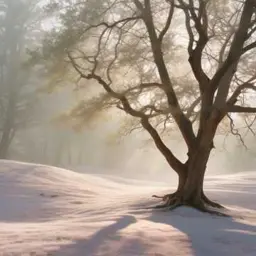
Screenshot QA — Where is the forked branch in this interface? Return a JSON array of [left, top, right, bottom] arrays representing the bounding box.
[[68, 51, 145, 118], [226, 82, 256, 114], [227, 113, 247, 148], [211, 0, 256, 105], [135, 0, 197, 150], [85, 16, 142, 32], [158, 0, 175, 43], [227, 82, 256, 105], [177, 0, 210, 93], [141, 117, 185, 173]]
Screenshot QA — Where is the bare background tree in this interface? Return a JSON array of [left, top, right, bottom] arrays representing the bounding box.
[[0, 0, 92, 166], [0, 0, 42, 158]]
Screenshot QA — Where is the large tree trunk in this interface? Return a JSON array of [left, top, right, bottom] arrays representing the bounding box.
[[182, 146, 211, 206], [161, 148, 210, 206], [155, 147, 225, 213], [153, 121, 225, 214], [143, 117, 225, 214]]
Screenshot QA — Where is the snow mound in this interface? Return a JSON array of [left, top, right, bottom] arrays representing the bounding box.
[[0, 160, 255, 256]]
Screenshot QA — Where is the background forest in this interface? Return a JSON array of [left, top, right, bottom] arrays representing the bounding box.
[[0, 0, 256, 182]]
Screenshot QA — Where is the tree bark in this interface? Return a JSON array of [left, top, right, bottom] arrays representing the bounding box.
[[182, 147, 211, 205], [153, 118, 225, 214], [154, 147, 225, 213]]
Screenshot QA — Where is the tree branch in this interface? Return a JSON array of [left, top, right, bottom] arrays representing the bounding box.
[[133, 0, 144, 11], [86, 73, 148, 118], [242, 41, 256, 54], [68, 51, 148, 118], [211, 0, 256, 106], [246, 22, 256, 39], [227, 113, 247, 148], [136, 0, 196, 151], [123, 82, 163, 96], [178, 0, 210, 93], [244, 115, 256, 136], [218, 30, 235, 66], [227, 105, 256, 113], [227, 82, 256, 105], [158, 0, 175, 43], [141, 117, 185, 173], [186, 96, 201, 119], [85, 16, 142, 31], [217, 10, 241, 66]]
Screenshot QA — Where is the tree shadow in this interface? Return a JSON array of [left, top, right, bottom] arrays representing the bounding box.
[[50, 215, 142, 256], [147, 208, 256, 256]]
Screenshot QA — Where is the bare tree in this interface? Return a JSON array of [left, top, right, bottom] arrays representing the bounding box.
[[42, 0, 256, 214], [0, 0, 41, 158]]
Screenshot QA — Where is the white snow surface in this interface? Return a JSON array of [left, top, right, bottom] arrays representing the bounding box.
[[0, 160, 255, 256]]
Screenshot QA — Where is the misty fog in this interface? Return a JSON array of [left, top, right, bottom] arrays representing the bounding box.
[[1, 0, 256, 184], [7, 83, 256, 183]]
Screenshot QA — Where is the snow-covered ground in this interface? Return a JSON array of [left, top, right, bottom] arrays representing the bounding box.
[[0, 160, 255, 256]]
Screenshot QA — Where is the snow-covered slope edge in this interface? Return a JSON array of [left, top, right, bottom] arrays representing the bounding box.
[[0, 160, 255, 256]]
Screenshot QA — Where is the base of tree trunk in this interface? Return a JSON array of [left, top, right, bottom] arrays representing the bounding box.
[[152, 192, 228, 217]]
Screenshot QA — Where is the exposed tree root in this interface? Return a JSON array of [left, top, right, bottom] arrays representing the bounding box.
[[152, 192, 176, 201], [196, 203, 230, 217], [167, 201, 183, 211], [151, 193, 229, 217], [202, 193, 225, 209], [153, 192, 225, 209], [152, 192, 178, 209]]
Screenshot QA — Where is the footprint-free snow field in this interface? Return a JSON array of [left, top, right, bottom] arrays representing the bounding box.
[[0, 160, 255, 256]]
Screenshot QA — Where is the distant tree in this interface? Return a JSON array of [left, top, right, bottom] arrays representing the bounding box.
[[41, 0, 256, 214], [0, 0, 41, 158]]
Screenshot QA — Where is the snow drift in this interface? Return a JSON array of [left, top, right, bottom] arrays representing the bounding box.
[[0, 160, 255, 255]]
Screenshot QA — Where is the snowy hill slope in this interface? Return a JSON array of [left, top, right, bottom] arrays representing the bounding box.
[[0, 160, 255, 256]]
